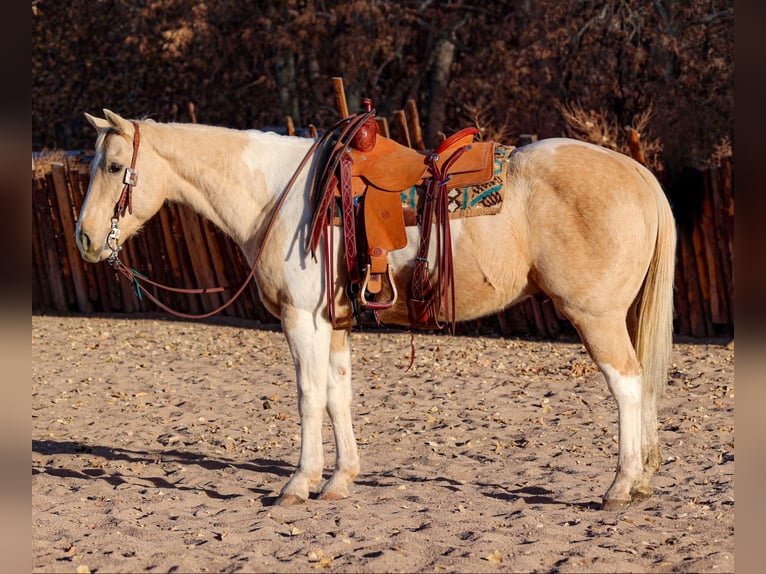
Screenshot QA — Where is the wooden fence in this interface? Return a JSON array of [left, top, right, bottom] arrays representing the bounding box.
[[32, 153, 733, 338], [32, 154, 269, 322], [671, 159, 734, 337]]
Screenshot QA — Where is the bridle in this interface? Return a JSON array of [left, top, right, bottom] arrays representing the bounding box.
[[105, 121, 140, 264], [102, 115, 371, 320]]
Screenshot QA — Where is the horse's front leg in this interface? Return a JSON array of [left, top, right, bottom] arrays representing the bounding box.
[[319, 328, 360, 500], [275, 305, 332, 505]]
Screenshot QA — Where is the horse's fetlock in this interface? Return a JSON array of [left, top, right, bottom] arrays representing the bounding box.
[[630, 483, 654, 501], [643, 445, 662, 474]]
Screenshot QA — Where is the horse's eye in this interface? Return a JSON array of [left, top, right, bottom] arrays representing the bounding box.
[[107, 163, 122, 174]]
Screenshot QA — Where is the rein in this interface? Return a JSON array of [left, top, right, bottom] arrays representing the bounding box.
[[105, 120, 347, 320]]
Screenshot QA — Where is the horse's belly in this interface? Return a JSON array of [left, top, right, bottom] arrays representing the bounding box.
[[376, 218, 533, 325]]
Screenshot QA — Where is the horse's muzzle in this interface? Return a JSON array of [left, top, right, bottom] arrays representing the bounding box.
[[75, 228, 108, 263]]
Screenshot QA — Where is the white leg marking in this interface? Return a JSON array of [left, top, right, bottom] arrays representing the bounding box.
[[320, 331, 360, 499], [278, 308, 332, 502], [600, 363, 643, 505]]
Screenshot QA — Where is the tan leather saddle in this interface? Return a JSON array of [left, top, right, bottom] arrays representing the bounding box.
[[308, 106, 496, 327]]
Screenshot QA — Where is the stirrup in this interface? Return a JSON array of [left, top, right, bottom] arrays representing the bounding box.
[[360, 265, 398, 310]]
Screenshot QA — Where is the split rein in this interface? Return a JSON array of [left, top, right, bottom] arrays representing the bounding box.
[[105, 115, 372, 320]]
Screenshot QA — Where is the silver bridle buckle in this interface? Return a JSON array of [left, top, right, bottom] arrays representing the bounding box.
[[107, 218, 122, 264], [123, 167, 138, 186]]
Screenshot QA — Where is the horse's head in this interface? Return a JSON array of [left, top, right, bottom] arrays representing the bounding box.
[[76, 109, 166, 263]]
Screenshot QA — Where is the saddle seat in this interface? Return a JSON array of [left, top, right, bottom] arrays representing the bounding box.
[[347, 128, 495, 193]]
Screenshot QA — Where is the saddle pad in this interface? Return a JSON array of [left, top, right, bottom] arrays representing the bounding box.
[[401, 144, 514, 222]]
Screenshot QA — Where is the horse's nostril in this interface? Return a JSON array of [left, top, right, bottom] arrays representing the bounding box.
[[79, 231, 91, 252]]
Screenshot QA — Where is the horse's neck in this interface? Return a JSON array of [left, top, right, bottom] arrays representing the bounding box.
[[154, 123, 313, 247]]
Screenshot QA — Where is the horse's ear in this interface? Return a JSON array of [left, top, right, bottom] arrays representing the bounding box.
[[84, 112, 110, 131], [102, 109, 134, 135]]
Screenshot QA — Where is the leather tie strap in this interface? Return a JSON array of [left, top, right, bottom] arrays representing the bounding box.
[[339, 153, 361, 288], [409, 144, 469, 332], [307, 110, 378, 258], [305, 109, 380, 327]]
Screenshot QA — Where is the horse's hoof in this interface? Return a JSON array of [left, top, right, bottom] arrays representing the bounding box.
[[318, 490, 346, 501], [601, 498, 632, 511], [274, 494, 306, 506]]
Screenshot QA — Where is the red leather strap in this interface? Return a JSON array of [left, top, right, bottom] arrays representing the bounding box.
[[435, 126, 478, 154], [339, 154, 361, 288], [411, 177, 436, 303], [409, 145, 469, 331], [307, 110, 378, 257], [114, 121, 141, 219]]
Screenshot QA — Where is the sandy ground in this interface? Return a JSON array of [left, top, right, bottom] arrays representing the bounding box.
[[32, 314, 734, 573]]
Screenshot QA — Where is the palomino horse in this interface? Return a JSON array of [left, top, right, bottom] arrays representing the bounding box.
[[75, 110, 676, 510]]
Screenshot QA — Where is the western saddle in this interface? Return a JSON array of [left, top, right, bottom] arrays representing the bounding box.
[[308, 100, 496, 330]]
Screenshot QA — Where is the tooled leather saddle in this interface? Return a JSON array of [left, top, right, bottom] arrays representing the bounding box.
[[307, 100, 496, 330]]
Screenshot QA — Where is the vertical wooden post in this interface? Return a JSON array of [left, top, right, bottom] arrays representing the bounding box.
[[199, 220, 239, 317], [691, 208, 714, 336], [529, 298, 549, 338], [541, 298, 561, 336], [679, 229, 706, 337], [332, 77, 349, 119], [167, 204, 202, 315], [392, 110, 411, 147], [51, 163, 94, 312], [625, 127, 645, 165], [115, 240, 140, 312], [719, 157, 734, 320], [673, 244, 691, 335], [70, 168, 104, 309], [32, 176, 64, 309], [406, 99, 425, 150], [174, 205, 224, 313], [376, 117, 390, 138]]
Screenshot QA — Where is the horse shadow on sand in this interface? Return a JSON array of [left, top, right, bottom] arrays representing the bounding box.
[[33, 439, 601, 509], [32, 438, 293, 502]]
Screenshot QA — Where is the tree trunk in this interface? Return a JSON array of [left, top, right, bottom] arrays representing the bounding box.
[[425, 35, 456, 148], [275, 51, 300, 123]]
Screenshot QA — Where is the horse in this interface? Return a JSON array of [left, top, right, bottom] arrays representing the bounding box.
[[75, 109, 676, 510]]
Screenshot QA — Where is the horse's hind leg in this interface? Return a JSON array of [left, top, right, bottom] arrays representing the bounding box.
[[318, 328, 360, 500], [571, 312, 649, 510]]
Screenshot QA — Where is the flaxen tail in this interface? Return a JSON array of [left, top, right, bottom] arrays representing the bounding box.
[[634, 170, 677, 403]]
